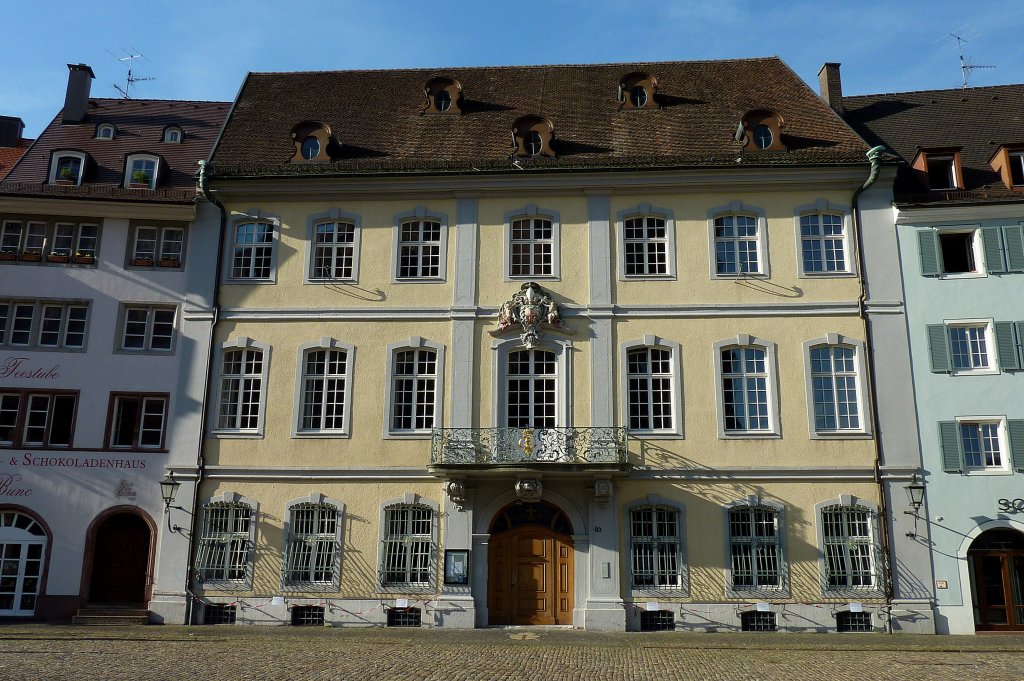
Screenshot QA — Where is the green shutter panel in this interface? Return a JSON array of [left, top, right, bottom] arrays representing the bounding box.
[[1003, 225, 1024, 272], [918, 229, 940, 276], [939, 421, 963, 473], [1008, 420, 1024, 471], [927, 324, 951, 373], [1016, 322, 1024, 370], [995, 322, 1021, 371], [982, 227, 1006, 274]]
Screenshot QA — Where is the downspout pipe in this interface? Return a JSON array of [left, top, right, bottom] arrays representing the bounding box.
[[851, 145, 894, 632]]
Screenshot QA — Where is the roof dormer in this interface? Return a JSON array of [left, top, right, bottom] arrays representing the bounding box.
[[989, 144, 1024, 190], [739, 110, 786, 152], [911, 147, 963, 191], [290, 121, 333, 163], [95, 123, 116, 140], [49, 150, 88, 186], [512, 115, 555, 158], [618, 72, 658, 110], [423, 77, 462, 115]]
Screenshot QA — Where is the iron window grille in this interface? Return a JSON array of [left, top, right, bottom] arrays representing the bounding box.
[[729, 506, 782, 590], [290, 605, 325, 626], [506, 349, 557, 429], [217, 348, 264, 430], [721, 346, 770, 432], [311, 221, 356, 280], [509, 217, 553, 276], [390, 348, 437, 432], [821, 505, 877, 590], [623, 215, 669, 276], [230, 222, 274, 280], [809, 345, 861, 432], [800, 212, 847, 273], [397, 219, 442, 278], [0, 300, 88, 349], [381, 505, 433, 587], [630, 506, 682, 590], [284, 504, 340, 586], [300, 349, 348, 432], [639, 610, 675, 631], [203, 604, 237, 625], [196, 502, 254, 584], [836, 610, 872, 632], [626, 347, 673, 432], [714, 214, 760, 275], [740, 610, 777, 632], [387, 607, 422, 627]]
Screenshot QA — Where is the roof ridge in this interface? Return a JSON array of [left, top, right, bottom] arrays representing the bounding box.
[[846, 82, 1024, 100], [88, 98, 231, 105]]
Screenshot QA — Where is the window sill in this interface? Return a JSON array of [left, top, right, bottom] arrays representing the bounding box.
[[620, 274, 677, 282], [810, 431, 873, 440], [209, 430, 264, 439], [223, 278, 276, 285], [963, 468, 1013, 476], [306, 277, 357, 285], [377, 586, 434, 595], [0, 345, 87, 353], [115, 348, 176, 356], [506, 274, 559, 282], [103, 447, 168, 454], [630, 588, 690, 598], [292, 431, 351, 439], [725, 587, 790, 600], [627, 431, 684, 440], [391, 277, 447, 284], [384, 432, 432, 440], [939, 271, 987, 280], [711, 272, 768, 280], [950, 368, 1000, 376], [798, 271, 856, 279], [719, 431, 781, 440], [195, 581, 251, 591]]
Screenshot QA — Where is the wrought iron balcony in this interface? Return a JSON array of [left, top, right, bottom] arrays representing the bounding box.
[[430, 427, 628, 467]]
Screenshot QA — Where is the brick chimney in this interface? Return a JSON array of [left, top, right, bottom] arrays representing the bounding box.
[[62, 63, 95, 125], [818, 62, 843, 114]]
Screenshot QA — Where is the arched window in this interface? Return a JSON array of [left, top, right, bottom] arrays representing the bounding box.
[[0, 510, 47, 616], [162, 127, 182, 143], [95, 124, 115, 140], [124, 154, 160, 189]]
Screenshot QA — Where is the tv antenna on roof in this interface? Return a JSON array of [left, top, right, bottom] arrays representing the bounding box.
[[111, 51, 155, 99], [949, 32, 995, 89]]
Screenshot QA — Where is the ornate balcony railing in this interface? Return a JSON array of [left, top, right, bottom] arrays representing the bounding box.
[[430, 427, 628, 466]]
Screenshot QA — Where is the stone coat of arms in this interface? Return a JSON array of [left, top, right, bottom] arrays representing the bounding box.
[[498, 282, 563, 349]]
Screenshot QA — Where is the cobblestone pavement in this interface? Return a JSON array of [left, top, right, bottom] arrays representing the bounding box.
[[1, 625, 1023, 681]]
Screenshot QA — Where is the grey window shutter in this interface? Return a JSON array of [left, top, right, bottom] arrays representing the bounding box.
[[995, 322, 1021, 371], [917, 229, 940, 276], [1008, 420, 1024, 471], [939, 421, 962, 473], [982, 227, 1006, 274], [1003, 225, 1024, 272], [1017, 322, 1024, 369], [927, 324, 951, 373]]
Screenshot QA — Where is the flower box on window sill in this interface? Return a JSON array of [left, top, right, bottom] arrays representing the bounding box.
[[72, 255, 96, 265], [131, 257, 155, 267], [158, 258, 181, 268], [0, 251, 16, 262], [47, 254, 70, 264], [54, 179, 76, 186], [129, 182, 151, 189], [20, 252, 42, 262]]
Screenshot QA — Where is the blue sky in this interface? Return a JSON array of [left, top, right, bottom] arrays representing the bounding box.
[[3, 1, 1022, 138]]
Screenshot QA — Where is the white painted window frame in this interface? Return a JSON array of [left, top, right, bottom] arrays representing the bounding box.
[[945, 318, 998, 375], [128, 224, 187, 266], [616, 204, 676, 280], [625, 495, 688, 596], [802, 334, 872, 438], [95, 124, 116, 140], [713, 335, 781, 439], [814, 495, 884, 597], [116, 303, 177, 354], [620, 336, 683, 438], [48, 150, 87, 186], [210, 337, 271, 438], [124, 153, 160, 189], [376, 493, 439, 594], [292, 338, 356, 438], [0, 511, 47, 616], [957, 415, 1012, 475], [223, 211, 279, 284], [935, 225, 987, 279], [391, 207, 448, 283], [0, 298, 89, 351], [723, 496, 789, 599], [794, 200, 855, 278], [504, 204, 560, 281], [194, 492, 258, 590], [281, 493, 345, 592], [304, 209, 362, 284], [383, 336, 446, 439], [491, 335, 572, 428], [707, 201, 769, 279]]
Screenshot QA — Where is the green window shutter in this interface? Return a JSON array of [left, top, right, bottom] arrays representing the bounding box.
[[939, 421, 963, 473], [1017, 322, 1024, 369], [982, 227, 1006, 274], [917, 229, 940, 276], [927, 324, 951, 373], [995, 322, 1021, 371], [1003, 225, 1024, 272], [1008, 420, 1024, 471]]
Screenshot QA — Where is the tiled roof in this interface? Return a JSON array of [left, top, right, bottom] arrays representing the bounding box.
[[2, 98, 230, 203], [211, 58, 870, 176], [843, 84, 1024, 203], [0, 139, 31, 180]]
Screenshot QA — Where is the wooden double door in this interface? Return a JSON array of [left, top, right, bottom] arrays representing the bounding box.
[[88, 512, 151, 604], [973, 550, 1024, 630], [488, 526, 573, 625]]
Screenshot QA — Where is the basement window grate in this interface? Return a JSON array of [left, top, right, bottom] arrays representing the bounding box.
[[291, 605, 325, 626], [837, 611, 873, 632], [640, 610, 675, 631], [387, 607, 422, 627], [203, 604, 236, 625], [740, 610, 777, 632]]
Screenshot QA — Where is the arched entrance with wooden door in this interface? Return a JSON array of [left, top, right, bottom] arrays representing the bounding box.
[[969, 528, 1024, 631], [488, 501, 573, 625], [84, 508, 154, 605]]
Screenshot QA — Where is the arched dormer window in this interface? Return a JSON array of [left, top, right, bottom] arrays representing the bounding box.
[[162, 126, 183, 143], [423, 77, 462, 115], [740, 110, 786, 152], [512, 115, 554, 158], [124, 153, 160, 189], [49, 150, 87, 185], [95, 124, 116, 140], [289, 121, 333, 163], [618, 72, 658, 110]]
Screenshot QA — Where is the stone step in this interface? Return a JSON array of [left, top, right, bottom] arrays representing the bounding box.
[[72, 614, 150, 626]]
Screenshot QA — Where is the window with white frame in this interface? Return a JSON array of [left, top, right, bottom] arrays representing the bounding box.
[[396, 219, 442, 279], [299, 347, 349, 433], [622, 214, 670, 277], [229, 222, 274, 280], [714, 214, 762, 276], [961, 421, 1005, 470], [728, 504, 783, 590], [125, 154, 158, 189], [162, 127, 182, 143], [809, 344, 861, 432], [940, 418, 1024, 474], [120, 305, 175, 352], [196, 500, 254, 584], [720, 346, 770, 433], [0, 391, 77, 448], [95, 124, 115, 140], [820, 504, 877, 589], [629, 505, 684, 590], [311, 220, 356, 280], [0, 221, 98, 260], [0, 510, 47, 616], [216, 345, 265, 432], [506, 348, 557, 428], [381, 504, 433, 587], [800, 212, 849, 274], [949, 323, 993, 371], [390, 348, 437, 433], [107, 394, 167, 450], [51, 153, 84, 185], [927, 320, 1018, 374], [284, 502, 340, 586], [52, 222, 98, 258], [1011, 152, 1024, 187], [0, 299, 88, 349], [509, 216, 554, 277], [626, 346, 674, 432], [131, 225, 185, 265]]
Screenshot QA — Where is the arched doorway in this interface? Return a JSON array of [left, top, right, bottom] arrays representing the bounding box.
[[488, 501, 573, 625], [87, 511, 152, 604], [0, 509, 48, 616], [969, 528, 1024, 631]]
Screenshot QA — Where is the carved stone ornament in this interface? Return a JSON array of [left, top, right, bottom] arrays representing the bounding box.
[[594, 478, 614, 506], [514, 478, 543, 503], [446, 479, 467, 511], [498, 282, 563, 350]]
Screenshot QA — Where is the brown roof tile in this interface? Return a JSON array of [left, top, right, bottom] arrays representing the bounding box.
[[0, 139, 31, 180], [211, 58, 870, 176]]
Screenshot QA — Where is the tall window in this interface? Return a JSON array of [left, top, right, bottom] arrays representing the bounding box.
[[53, 222, 98, 258], [311, 221, 356, 280], [506, 349, 557, 428], [397, 219, 441, 279], [509, 217, 553, 277], [107, 394, 167, 450], [623, 215, 668, 277], [800, 212, 848, 274], [126, 155, 158, 189], [940, 418, 1021, 473], [381, 504, 433, 587], [284, 503, 340, 586], [821, 505, 876, 589], [629, 506, 683, 589], [299, 348, 348, 433], [0, 511, 47, 616], [0, 300, 87, 349], [949, 324, 992, 371], [120, 306, 175, 352], [714, 214, 760, 275], [809, 344, 861, 432], [217, 347, 264, 431], [626, 347, 673, 432], [721, 346, 769, 433], [0, 391, 77, 448], [728, 505, 782, 590], [196, 501, 253, 584], [230, 222, 274, 280], [390, 348, 437, 433], [961, 421, 1004, 469]]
